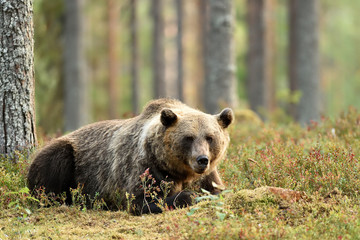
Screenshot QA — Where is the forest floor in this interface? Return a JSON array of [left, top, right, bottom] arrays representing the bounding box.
[[1, 108, 360, 239]]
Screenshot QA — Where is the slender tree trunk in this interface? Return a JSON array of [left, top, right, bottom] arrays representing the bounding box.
[[204, 0, 237, 114], [182, 0, 205, 107], [107, 0, 117, 119], [264, 0, 276, 113], [288, 0, 320, 125], [64, 0, 88, 131], [163, 1, 178, 99], [0, 0, 36, 158], [246, 0, 276, 120], [130, 0, 139, 114], [151, 0, 166, 99], [175, 0, 184, 101]]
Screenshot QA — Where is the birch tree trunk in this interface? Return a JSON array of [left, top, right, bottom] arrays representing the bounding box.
[[289, 0, 320, 125], [204, 0, 237, 114], [0, 0, 36, 158], [64, 0, 88, 131]]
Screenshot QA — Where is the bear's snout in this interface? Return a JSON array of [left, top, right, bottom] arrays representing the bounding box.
[[193, 155, 209, 173], [196, 155, 209, 167]]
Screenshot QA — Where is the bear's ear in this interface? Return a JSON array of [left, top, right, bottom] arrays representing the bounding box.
[[160, 108, 178, 127], [217, 108, 234, 129]]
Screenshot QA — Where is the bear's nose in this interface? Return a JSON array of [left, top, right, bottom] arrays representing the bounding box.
[[196, 155, 209, 167]]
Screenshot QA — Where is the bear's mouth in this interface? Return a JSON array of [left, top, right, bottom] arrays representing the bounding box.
[[194, 167, 207, 174]]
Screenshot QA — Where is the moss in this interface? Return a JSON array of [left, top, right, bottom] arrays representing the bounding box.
[[234, 109, 263, 124], [227, 186, 307, 213]]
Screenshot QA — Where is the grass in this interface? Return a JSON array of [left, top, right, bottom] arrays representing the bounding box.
[[1, 107, 360, 239]]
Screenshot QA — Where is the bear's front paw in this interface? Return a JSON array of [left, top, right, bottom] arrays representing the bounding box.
[[172, 191, 195, 209]]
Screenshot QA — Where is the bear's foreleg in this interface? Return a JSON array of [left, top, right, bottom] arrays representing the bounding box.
[[133, 191, 193, 215], [198, 168, 225, 195]]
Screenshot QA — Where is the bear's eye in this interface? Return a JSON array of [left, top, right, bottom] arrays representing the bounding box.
[[184, 136, 195, 143], [206, 136, 213, 144]]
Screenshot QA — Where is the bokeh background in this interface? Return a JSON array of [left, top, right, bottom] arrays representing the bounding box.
[[33, 0, 360, 134]]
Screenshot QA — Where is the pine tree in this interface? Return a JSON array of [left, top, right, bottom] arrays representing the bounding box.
[[64, 0, 89, 131], [204, 0, 237, 114], [0, 0, 36, 158], [288, 0, 320, 125]]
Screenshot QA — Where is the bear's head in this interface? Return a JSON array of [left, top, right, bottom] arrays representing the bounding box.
[[158, 107, 234, 180]]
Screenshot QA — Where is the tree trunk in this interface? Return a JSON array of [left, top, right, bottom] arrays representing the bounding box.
[[288, 0, 320, 125], [163, 1, 178, 99], [107, 0, 118, 119], [64, 0, 88, 131], [246, 0, 276, 120], [151, 0, 166, 99], [0, 0, 36, 158], [182, 0, 206, 108], [130, 0, 139, 115], [175, 0, 184, 101], [204, 0, 237, 114]]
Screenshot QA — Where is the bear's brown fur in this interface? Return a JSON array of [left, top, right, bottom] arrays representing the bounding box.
[[27, 98, 234, 214]]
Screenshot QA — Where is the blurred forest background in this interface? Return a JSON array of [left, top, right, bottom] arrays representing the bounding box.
[[33, 0, 360, 135]]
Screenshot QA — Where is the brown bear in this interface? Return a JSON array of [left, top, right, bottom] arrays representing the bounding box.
[[27, 98, 234, 214]]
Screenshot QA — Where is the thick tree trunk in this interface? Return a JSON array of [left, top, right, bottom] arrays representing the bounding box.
[[130, 0, 139, 115], [64, 0, 88, 131], [289, 0, 320, 125], [246, 0, 276, 119], [0, 0, 36, 158], [204, 0, 237, 114], [152, 0, 166, 99]]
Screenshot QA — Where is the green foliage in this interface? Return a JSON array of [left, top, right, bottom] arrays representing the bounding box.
[[320, 1, 360, 118], [0, 153, 31, 208], [69, 184, 107, 211], [125, 191, 136, 214], [222, 107, 360, 198], [187, 189, 234, 221], [6, 187, 39, 220], [34, 0, 64, 133], [139, 168, 174, 213]]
